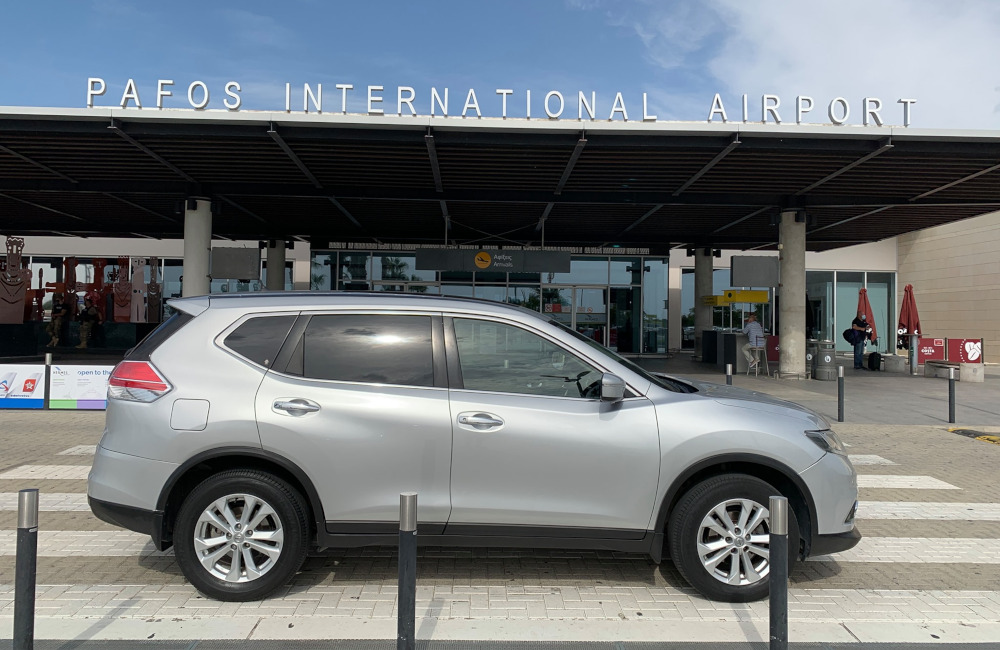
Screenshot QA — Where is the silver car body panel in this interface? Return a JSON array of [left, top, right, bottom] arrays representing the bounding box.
[[448, 389, 660, 531], [255, 371, 454, 525], [88, 443, 178, 510]]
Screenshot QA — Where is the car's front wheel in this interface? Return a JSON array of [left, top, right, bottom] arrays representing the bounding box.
[[668, 474, 799, 602], [173, 469, 310, 601]]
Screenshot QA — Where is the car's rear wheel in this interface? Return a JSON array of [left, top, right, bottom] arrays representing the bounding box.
[[173, 470, 309, 601], [668, 474, 799, 602]]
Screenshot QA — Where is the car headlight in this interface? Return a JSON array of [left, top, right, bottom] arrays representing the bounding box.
[[805, 429, 847, 455]]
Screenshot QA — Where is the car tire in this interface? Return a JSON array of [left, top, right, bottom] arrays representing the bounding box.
[[668, 474, 799, 602], [173, 469, 310, 602]]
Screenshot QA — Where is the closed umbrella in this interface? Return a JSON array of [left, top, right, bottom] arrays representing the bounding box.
[[896, 284, 921, 350], [857, 288, 877, 344]]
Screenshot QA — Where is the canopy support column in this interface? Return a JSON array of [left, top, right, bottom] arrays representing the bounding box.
[[265, 240, 286, 291], [778, 210, 807, 378], [182, 198, 212, 297], [694, 248, 714, 361]]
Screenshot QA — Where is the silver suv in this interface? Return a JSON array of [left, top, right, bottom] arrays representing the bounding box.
[[89, 292, 859, 602]]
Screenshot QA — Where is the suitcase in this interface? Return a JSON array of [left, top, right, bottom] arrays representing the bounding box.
[[867, 351, 882, 371]]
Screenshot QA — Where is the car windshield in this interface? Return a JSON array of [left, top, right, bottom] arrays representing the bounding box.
[[551, 319, 694, 393]]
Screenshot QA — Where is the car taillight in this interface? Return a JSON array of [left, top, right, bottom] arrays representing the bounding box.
[[108, 361, 172, 402]]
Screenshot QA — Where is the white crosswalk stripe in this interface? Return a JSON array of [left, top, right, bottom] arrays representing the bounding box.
[[858, 501, 1000, 520], [0, 492, 89, 511], [0, 465, 91, 480], [2, 530, 998, 563], [808, 537, 1000, 563], [8, 494, 1000, 519], [847, 454, 896, 465], [857, 475, 960, 489], [0, 530, 169, 557], [57, 445, 97, 456]]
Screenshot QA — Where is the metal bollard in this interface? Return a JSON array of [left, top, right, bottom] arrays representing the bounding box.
[[15, 489, 39, 650], [949, 367, 956, 424], [43, 353, 53, 410], [909, 334, 919, 376], [837, 365, 845, 423], [398, 492, 417, 650], [769, 495, 789, 650], [726, 363, 733, 386]]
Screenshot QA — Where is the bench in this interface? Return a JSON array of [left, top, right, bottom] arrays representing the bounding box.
[[923, 359, 985, 383]]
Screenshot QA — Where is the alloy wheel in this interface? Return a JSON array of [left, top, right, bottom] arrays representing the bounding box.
[[193, 493, 285, 583], [696, 498, 771, 586]]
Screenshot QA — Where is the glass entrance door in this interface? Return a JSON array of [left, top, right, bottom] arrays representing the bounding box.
[[543, 286, 608, 346]]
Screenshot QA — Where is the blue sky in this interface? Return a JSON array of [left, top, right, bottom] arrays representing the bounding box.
[[3, 0, 999, 129]]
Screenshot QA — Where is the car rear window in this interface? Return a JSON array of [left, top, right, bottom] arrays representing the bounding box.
[[223, 315, 296, 368], [126, 312, 193, 360]]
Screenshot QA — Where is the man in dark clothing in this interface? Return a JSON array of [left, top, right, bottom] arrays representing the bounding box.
[[851, 311, 870, 369], [46, 293, 68, 347]]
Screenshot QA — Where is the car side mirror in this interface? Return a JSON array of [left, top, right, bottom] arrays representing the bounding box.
[[601, 373, 625, 402]]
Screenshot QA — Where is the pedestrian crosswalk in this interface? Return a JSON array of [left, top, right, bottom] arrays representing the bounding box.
[[1, 442, 999, 644]]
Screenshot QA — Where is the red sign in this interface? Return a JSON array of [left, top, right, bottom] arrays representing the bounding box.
[[917, 338, 945, 364], [947, 338, 984, 364], [766, 335, 780, 363], [21, 378, 38, 393]]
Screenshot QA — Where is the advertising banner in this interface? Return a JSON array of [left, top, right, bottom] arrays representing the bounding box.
[[947, 339, 984, 364], [917, 338, 946, 364], [0, 364, 46, 409], [49, 365, 114, 410]]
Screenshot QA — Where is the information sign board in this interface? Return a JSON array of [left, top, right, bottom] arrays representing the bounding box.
[[917, 338, 946, 364], [49, 365, 114, 410]]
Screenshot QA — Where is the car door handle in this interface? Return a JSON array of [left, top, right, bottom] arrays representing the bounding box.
[[273, 399, 321, 415], [457, 412, 504, 430]]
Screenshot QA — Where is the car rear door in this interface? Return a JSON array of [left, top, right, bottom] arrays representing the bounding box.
[[255, 311, 453, 533], [444, 315, 660, 536]]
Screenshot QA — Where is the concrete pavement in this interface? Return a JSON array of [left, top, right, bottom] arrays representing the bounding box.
[[1, 354, 999, 646]]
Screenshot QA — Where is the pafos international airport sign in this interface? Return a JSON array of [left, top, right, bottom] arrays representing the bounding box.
[[85, 78, 917, 127]]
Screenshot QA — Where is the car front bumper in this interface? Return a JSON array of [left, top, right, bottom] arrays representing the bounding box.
[[810, 525, 861, 556]]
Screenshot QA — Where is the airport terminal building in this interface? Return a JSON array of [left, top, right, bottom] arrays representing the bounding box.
[[1, 94, 998, 367]]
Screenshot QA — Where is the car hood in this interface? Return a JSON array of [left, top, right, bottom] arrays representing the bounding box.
[[652, 372, 831, 429]]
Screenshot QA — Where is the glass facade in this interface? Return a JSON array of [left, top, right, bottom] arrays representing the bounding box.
[[679, 268, 774, 349], [311, 250, 670, 355], [809, 270, 895, 354], [679, 265, 896, 354]]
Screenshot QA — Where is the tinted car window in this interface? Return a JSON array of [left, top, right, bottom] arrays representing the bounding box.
[[454, 318, 600, 398], [127, 312, 192, 360], [301, 314, 433, 386], [223, 315, 296, 367]]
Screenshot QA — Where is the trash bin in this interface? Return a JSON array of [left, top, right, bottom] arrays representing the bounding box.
[[814, 340, 837, 380], [806, 339, 819, 378]]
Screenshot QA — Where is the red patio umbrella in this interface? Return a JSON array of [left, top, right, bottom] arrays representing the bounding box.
[[857, 288, 877, 343], [896, 284, 921, 349]]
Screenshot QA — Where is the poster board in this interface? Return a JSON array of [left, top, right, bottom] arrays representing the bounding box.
[[0, 364, 46, 409], [49, 365, 114, 410]]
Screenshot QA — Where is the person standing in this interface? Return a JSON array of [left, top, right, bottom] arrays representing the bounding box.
[[46, 293, 68, 347], [741, 312, 766, 368], [76, 296, 102, 349], [851, 310, 870, 369]]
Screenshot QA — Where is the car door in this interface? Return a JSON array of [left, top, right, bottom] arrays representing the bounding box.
[[445, 315, 660, 536], [255, 312, 453, 533]]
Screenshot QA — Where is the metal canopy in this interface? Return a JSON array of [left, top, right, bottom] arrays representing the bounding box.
[[1, 108, 999, 252]]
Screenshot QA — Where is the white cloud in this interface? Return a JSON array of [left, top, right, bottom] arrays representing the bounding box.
[[623, 0, 1000, 128]]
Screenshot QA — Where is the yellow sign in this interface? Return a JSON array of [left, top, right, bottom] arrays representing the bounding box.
[[723, 290, 769, 302], [474, 251, 491, 269], [701, 290, 770, 306]]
